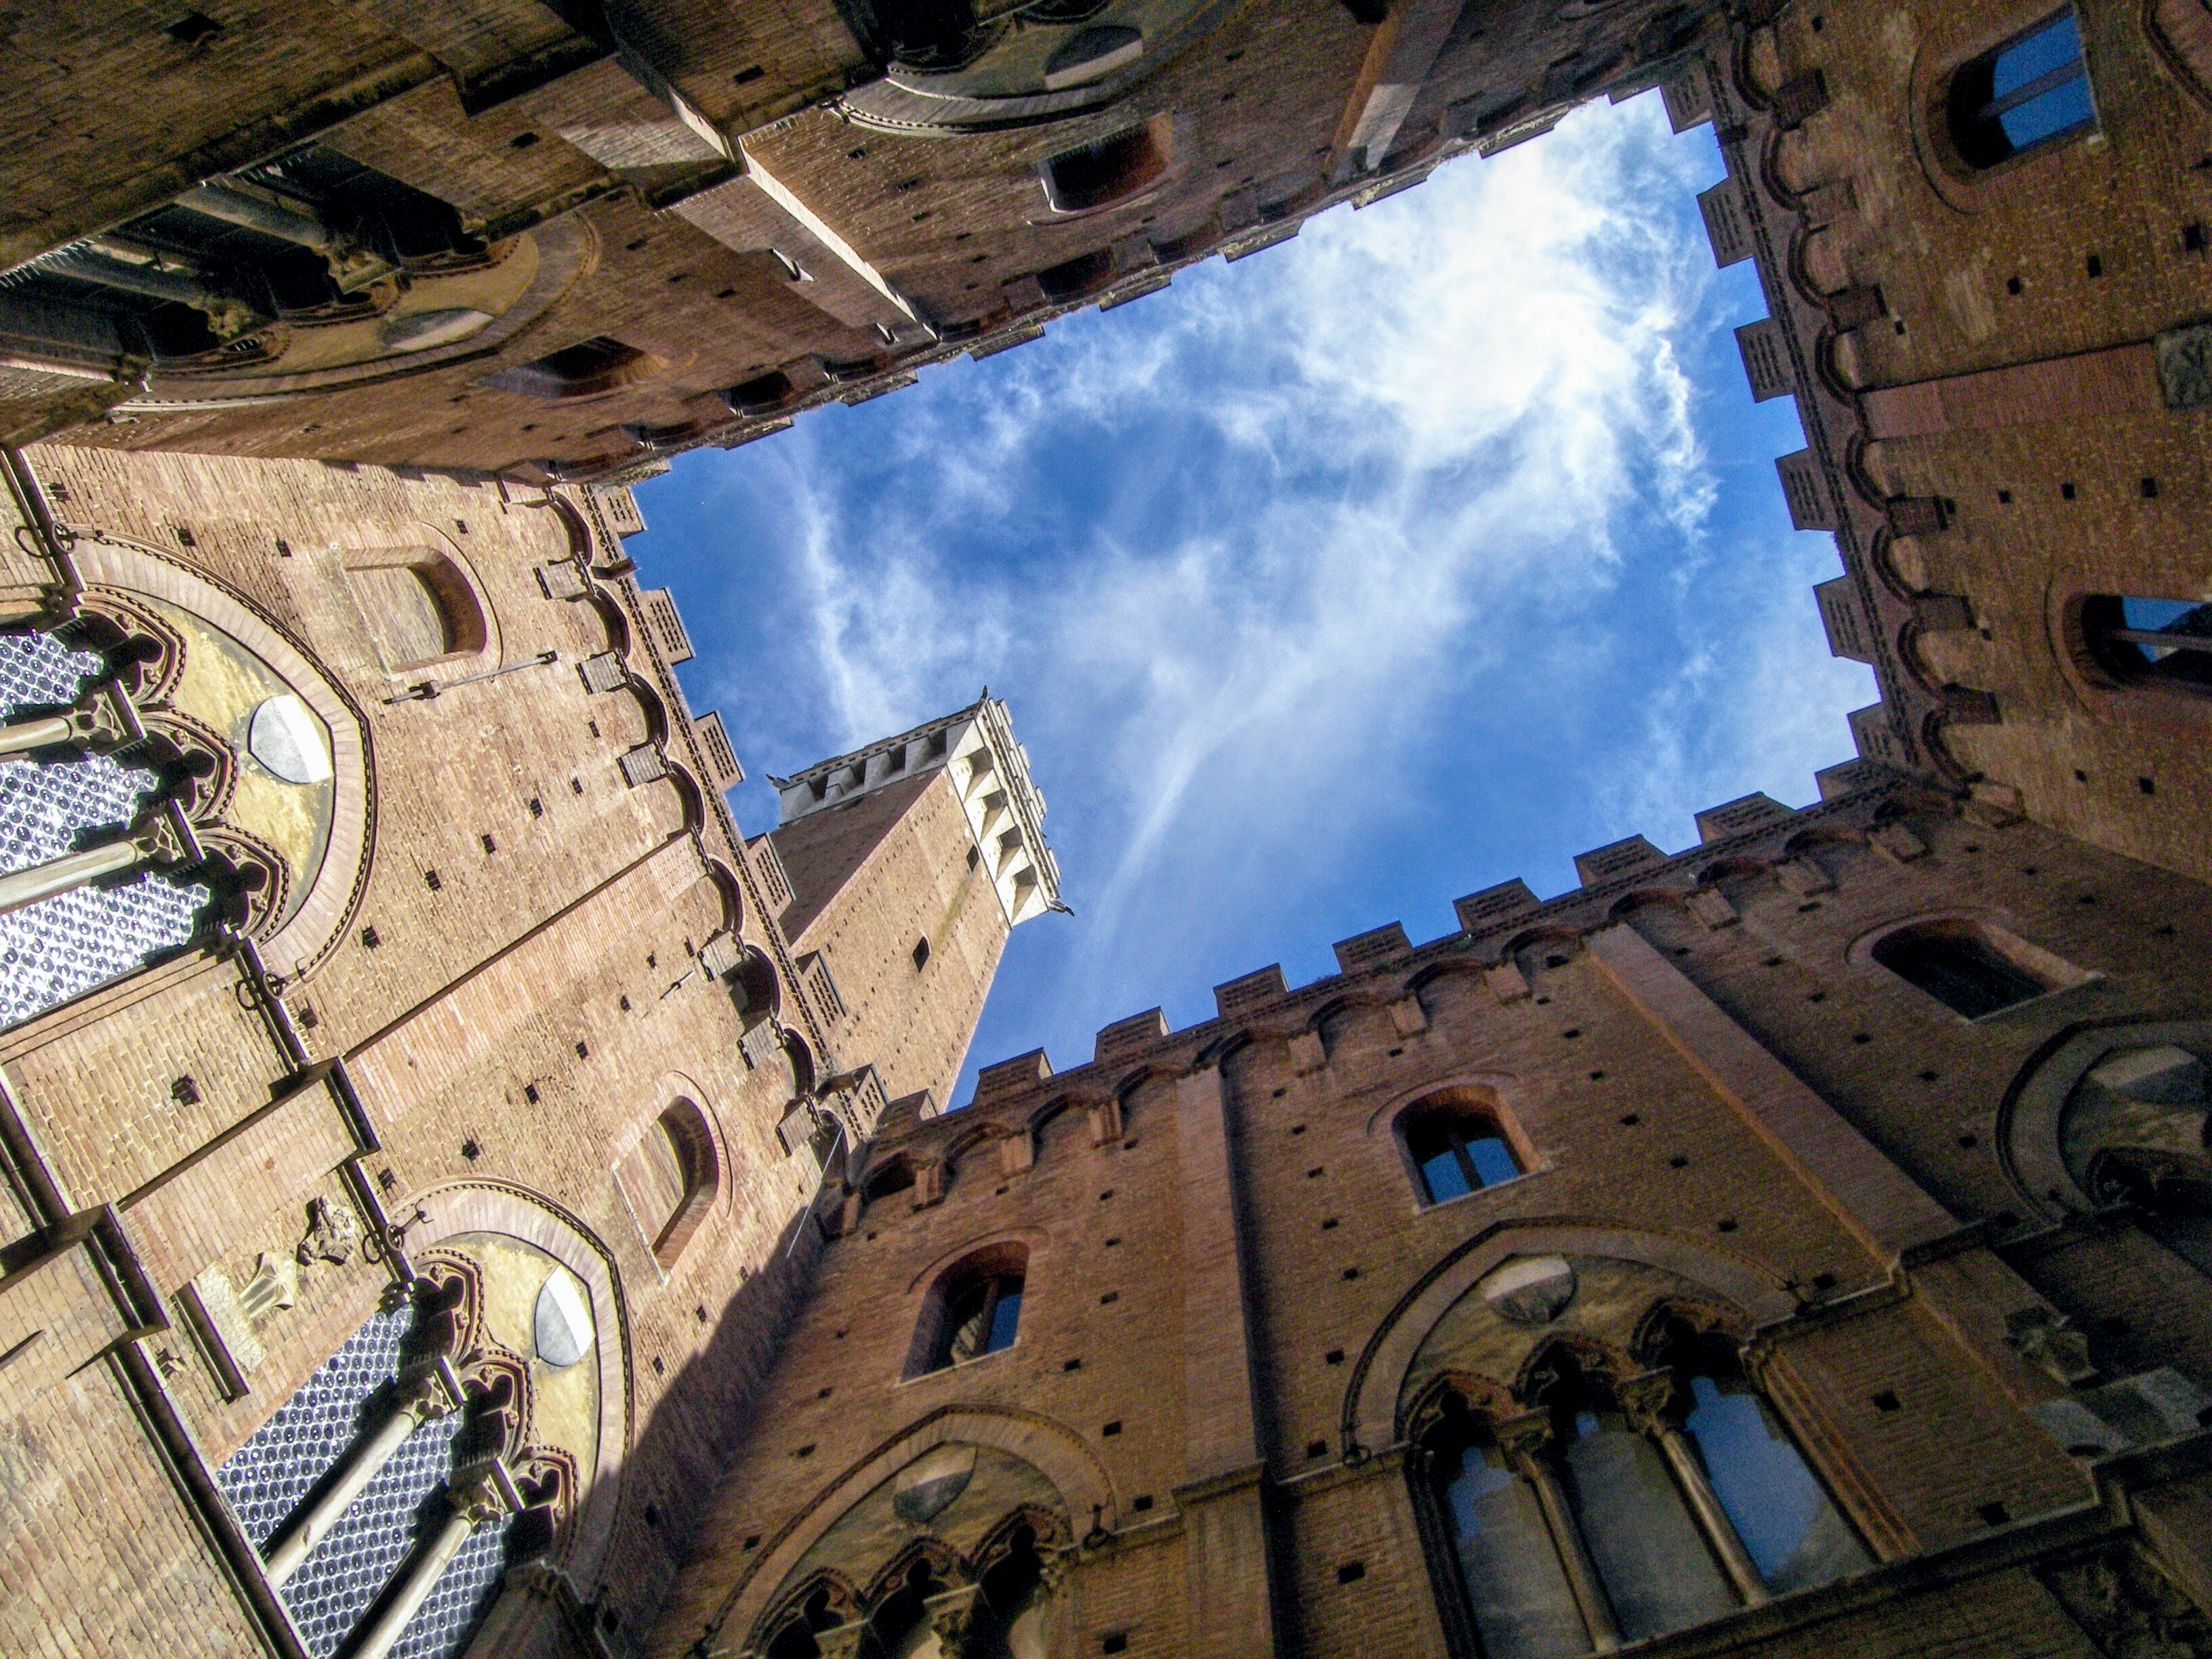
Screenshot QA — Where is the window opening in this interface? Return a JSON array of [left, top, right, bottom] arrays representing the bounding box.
[[485, 335, 655, 398], [926, 1263, 1025, 1370], [1872, 922, 2048, 1017], [1948, 8, 2096, 168], [1040, 119, 1172, 213], [2082, 594, 2212, 694], [1431, 1402, 1588, 1658], [1403, 1101, 1522, 1204]]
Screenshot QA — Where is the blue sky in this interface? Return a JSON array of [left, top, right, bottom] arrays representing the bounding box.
[[630, 91, 1876, 1105]]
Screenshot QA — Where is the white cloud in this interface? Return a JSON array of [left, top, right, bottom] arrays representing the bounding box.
[[651, 89, 1872, 1079]]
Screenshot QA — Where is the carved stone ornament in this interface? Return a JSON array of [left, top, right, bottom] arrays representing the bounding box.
[[2042, 1544, 2212, 1659], [1480, 1256, 1578, 1326], [237, 1252, 300, 1322], [297, 1195, 361, 1266]]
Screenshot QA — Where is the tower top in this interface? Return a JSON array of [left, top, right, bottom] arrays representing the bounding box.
[[773, 697, 1061, 925]]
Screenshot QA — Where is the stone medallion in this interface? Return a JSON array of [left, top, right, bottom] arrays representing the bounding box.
[[1479, 1256, 1578, 1326]]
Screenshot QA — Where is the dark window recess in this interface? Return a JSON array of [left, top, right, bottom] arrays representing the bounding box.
[[485, 336, 655, 399], [170, 1075, 201, 1106], [2082, 594, 2212, 695], [1336, 1562, 1366, 1585], [1035, 249, 1116, 302], [725, 369, 794, 415], [1040, 120, 1172, 213], [1872, 922, 2049, 1017], [169, 12, 222, 44], [928, 1270, 1024, 1370], [1948, 7, 2096, 168], [866, 0, 999, 70], [1402, 1103, 1522, 1204]]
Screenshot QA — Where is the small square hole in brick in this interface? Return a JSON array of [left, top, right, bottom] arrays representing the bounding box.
[[619, 995, 632, 1012], [1065, 1358, 1083, 1372], [2140, 777, 2158, 796], [1978, 1501, 2011, 1526], [482, 834, 497, 854], [1271, 1087, 1286, 1098], [2188, 222, 2209, 251], [1105, 1237, 1121, 1248], [1589, 1069, 1607, 1080], [2061, 482, 2077, 499], [743, 1534, 760, 1551], [1306, 1166, 1324, 1179], [523, 1083, 539, 1104], [462, 1138, 480, 1161], [1811, 1271, 1838, 1292], [1132, 1494, 1153, 1512], [1716, 1218, 1738, 1233], [1872, 1390, 1901, 1412], [1290, 1124, 1306, 1135], [1958, 1132, 1979, 1149], [377, 1166, 398, 1192], [1100, 1292, 1119, 1305], [1102, 1420, 1122, 1436], [1325, 1349, 1345, 1365], [1322, 1217, 1339, 1230], [696, 1305, 710, 1324], [1099, 1189, 1115, 1202], [1342, 1266, 1359, 1279], [1102, 1636, 1128, 1656], [794, 1443, 815, 1458], [644, 1502, 659, 1525], [424, 868, 442, 890], [817, 1386, 832, 1397], [571, 777, 584, 795], [1853, 1033, 1872, 1044], [1561, 1027, 1582, 1040], [1336, 1562, 1366, 1585], [1997, 489, 2013, 504], [170, 1075, 200, 1106], [529, 797, 544, 817], [2142, 476, 2160, 498], [2007, 274, 2023, 294], [575, 1040, 590, 1059], [2086, 253, 2103, 277], [1668, 1154, 1689, 1169], [652, 1356, 665, 1377], [996, 1185, 1008, 1196], [1619, 1113, 1640, 1126], [1918, 1069, 1940, 1082], [361, 926, 381, 949], [1307, 1439, 1328, 1458]]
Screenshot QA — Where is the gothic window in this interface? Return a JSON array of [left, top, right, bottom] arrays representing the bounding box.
[[1401, 1094, 1523, 1205], [213, 1289, 515, 1659], [2081, 594, 2212, 695], [919, 1248, 1027, 1373], [1417, 1339, 1870, 1654], [865, 1159, 917, 1208], [1039, 119, 1172, 213], [344, 552, 487, 672], [617, 1099, 719, 1268], [0, 631, 207, 1028], [1871, 920, 2050, 1017], [1946, 8, 2097, 169]]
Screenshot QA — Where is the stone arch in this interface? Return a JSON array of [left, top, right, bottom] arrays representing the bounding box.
[[1998, 1017, 2212, 1226], [1343, 1221, 1795, 1454], [340, 533, 497, 674], [66, 535, 372, 983], [402, 1181, 632, 1577], [715, 1404, 1115, 1650]]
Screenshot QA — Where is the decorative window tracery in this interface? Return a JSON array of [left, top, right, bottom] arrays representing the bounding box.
[[914, 1246, 1028, 1375], [1402, 1096, 1525, 1206], [1414, 1319, 1869, 1656]]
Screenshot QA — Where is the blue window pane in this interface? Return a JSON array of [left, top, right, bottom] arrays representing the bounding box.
[[2121, 597, 2201, 633], [1992, 11, 2081, 98], [1999, 76, 2094, 149], [1422, 1148, 1471, 1203], [1684, 1375, 1872, 1595], [1467, 1136, 1521, 1189], [985, 1286, 1023, 1353]]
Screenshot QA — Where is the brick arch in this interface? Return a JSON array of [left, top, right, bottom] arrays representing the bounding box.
[[714, 1404, 1118, 1650], [1342, 1221, 1797, 1454], [68, 535, 372, 984]]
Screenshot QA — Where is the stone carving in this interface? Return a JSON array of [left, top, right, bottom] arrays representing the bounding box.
[[1480, 1256, 1578, 1326], [237, 1252, 300, 1322], [297, 1195, 361, 1266], [2043, 1544, 2212, 1658], [892, 1444, 978, 1525], [2006, 1307, 2099, 1387], [2156, 322, 2212, 412]]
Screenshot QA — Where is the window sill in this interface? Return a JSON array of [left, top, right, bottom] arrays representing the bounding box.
[[900, 1344, 1017, 1387], [1967, 973, 2114, 1027], [1412, 1165, 1546, 1217]]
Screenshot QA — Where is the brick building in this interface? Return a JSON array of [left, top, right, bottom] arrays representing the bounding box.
[[2, 1, 2211, 1658]]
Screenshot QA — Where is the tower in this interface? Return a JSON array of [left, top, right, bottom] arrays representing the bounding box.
[[764, 697, 1060, 1122]]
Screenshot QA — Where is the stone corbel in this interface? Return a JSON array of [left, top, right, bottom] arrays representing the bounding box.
[[1485, 960, 1532, 1004], [1773, 857, 1835, 897], [998, 1131, 1036, 1176], [1687, 886, 1740, 928], [1868, 823, 1928, 863], [1287, 1031, 1328, 1075], [1088, 1096, 1124, 1145]]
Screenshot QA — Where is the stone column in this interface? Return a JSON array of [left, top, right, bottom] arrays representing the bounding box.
[[350, 1467, 510, 1659], [1616, 1372, 1769, 1609], [264, 1363, 459, 1586], [0, 800, 192, 916], [1496, 1412, 1622, 1654]]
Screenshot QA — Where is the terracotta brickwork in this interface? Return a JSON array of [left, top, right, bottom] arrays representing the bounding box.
[[1686, 0, 2212, 886], [663, 781, 2212, 1659]]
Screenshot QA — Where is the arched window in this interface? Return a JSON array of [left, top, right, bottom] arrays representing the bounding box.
[[2081, 594, 2212, 695], [1946, 8, 2096, 169], [916, 1247, 1027, 1374], [1038, 118, 1172, 213], [1417, 1340, 1870, 1654], [1871, 920, 2050, 1017], [485, 333, 657, 398], [345, 551, 487, 672], [1400, 1093, 1523, 1205], [865, 1158, 917, 1210], [616, 1100, 718, 1267]]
